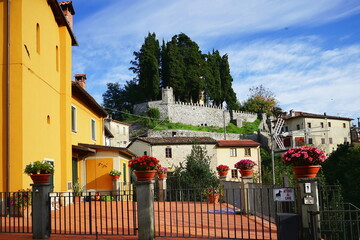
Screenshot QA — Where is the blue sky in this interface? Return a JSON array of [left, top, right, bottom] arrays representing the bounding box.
[[71, 0, 360, 122]]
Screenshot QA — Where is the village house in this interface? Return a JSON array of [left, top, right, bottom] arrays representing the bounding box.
[[280, 110, 352, 155], [0, 0, 133, 193], [127, 137, 262, 180], [104, 117, 131, 148]]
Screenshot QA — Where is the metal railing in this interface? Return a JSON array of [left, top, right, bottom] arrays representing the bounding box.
[[154, 187, 280, 239], [49, 190, 137, 236], [0, 192, 32, 233]]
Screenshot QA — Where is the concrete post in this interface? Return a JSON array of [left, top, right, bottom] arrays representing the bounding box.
[[241, 176, 253, 214], [296, 178, 320, 240], [31, 183, 51, 239], [135, 180, 155, 240], [157, 178, 166, 202], [112, 178, 120, 200]]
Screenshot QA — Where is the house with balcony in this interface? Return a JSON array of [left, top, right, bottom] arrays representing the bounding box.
[[279, 110, 352, 155]]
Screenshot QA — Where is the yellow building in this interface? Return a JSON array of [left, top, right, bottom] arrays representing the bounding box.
[[71, 75, 134, 191], [0, 0, 77, 192], [1, 0, 133, 193]]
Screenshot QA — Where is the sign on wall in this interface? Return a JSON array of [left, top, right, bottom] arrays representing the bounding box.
[[273, 188, 295, 202]]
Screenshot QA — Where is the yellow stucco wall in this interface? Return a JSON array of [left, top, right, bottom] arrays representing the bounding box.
[[0, 0, 73, 192], [71, 97, 104, 146]]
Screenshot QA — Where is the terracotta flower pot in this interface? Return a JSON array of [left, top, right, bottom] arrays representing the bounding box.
[[157, 173, 167, 179], [208, 193, 220, 203], [218, 171, 228, 177], [292, 165, 321, 178], [134, 170, 157, 181], [239, 169, 253, 177], [112, 175, 120, 180], [30, 174, 52, 183]]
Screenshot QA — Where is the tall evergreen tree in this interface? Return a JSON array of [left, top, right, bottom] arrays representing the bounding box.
[[130, 32, 161, 101]]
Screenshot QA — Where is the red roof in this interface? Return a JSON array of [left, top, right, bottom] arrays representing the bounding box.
[[217, 140, 260, 147]]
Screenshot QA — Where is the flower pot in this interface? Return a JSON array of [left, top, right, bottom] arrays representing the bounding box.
[[292, 165, 321, 178], [134, 170, 157, 181], [218, 171, 228, 177], [208, 193, 220, 203], [239, 169, 253, 177], [30, 174, 52, 183], [112, 175, 120, 180], [157, 173, 167, 179]]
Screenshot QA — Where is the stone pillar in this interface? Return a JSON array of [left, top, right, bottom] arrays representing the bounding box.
[[241, 176, 253, 214], [157, 178, 166, 202], [112, 178, 120, 200], [296, 178, 320, 240], [135, 180, 155, 240], [31, 183, 51, 239]]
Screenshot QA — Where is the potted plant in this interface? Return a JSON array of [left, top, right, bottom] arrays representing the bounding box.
[[234, 159, 257, 177], [216, 164, 230, 177], [128, 155, 160, 181], [109, 169, 121, 180], [72, 182, 83, 202], [11, 188, 32, 216], [203, 187, 222, 203], [24, 161, 54, 183], [157, 166, 168, 179], [281, 146, 327, 178]]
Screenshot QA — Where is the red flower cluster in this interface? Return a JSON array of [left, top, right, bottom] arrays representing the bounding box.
[[216, 164, 230, 172], [281, 146, 327, 166], [128, 155, 160, 171], [234, 159, 257, 170]]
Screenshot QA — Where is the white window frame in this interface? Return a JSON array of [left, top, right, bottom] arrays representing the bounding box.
[[245, 148, 251, 156], [91, 118, 96, 141], [71, 105, 77, 133], [230, 148, 237, 157]]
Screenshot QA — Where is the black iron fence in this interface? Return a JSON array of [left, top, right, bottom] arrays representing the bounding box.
[[154, 186, 282, 239], [49, 190, 137, 236], [309, 184, 360, 240], [0, 191, 32, 233]]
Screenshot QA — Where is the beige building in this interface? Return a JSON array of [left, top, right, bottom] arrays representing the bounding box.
[[281, 110, 352, 155], [216, 140, 261, 181], [127, 137, 218, 170], [128, 137, 262, 181], [104, 118, 131, 148]]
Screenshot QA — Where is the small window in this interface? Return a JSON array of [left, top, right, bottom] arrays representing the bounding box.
[[245, 148, 251, 156], [116, 125, 120, 134], [329, 138, 333, 144], [172, 131, 177, 137], [144, 151, 147, 155], [117, 142, 121, 147], [321, 122, 324, 128], [343, 123, 346, 128], [165, 147, 172, 158], [321, 138, 325, 144], [307, 122, 311, 128], [328, 122, 332, 127], [296, 124, 300, 130], [308, 138, 313, 144], [91, 119, 96, 140], [230, 148, 237, 157], [231, 169, 238, 179], [285, 126, 288, 132], [123, 127, 126, 135], [71, 106, 76, 132], [123, 141, 127, 147]]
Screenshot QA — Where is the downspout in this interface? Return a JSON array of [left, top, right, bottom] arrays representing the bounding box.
[[6, 0, 11, 194]]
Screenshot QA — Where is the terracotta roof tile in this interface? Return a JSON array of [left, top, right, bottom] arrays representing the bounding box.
[[282, 111, 352, 121], [217, 140, 260, 147], [134, 137, 217, 145]]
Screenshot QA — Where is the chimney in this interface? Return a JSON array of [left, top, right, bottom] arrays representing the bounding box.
[[74, 74, 86, 89], [59, 1, 75, 31], [289, 109, 295, 117]]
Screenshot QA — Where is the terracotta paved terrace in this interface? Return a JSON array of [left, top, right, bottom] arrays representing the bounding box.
[[0, 200, 278, 239]]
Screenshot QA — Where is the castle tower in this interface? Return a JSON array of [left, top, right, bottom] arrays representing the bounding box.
[[162, 87, 174, 104]]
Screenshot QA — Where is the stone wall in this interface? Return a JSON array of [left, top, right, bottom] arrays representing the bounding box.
[[133, 87, 258, 128]]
